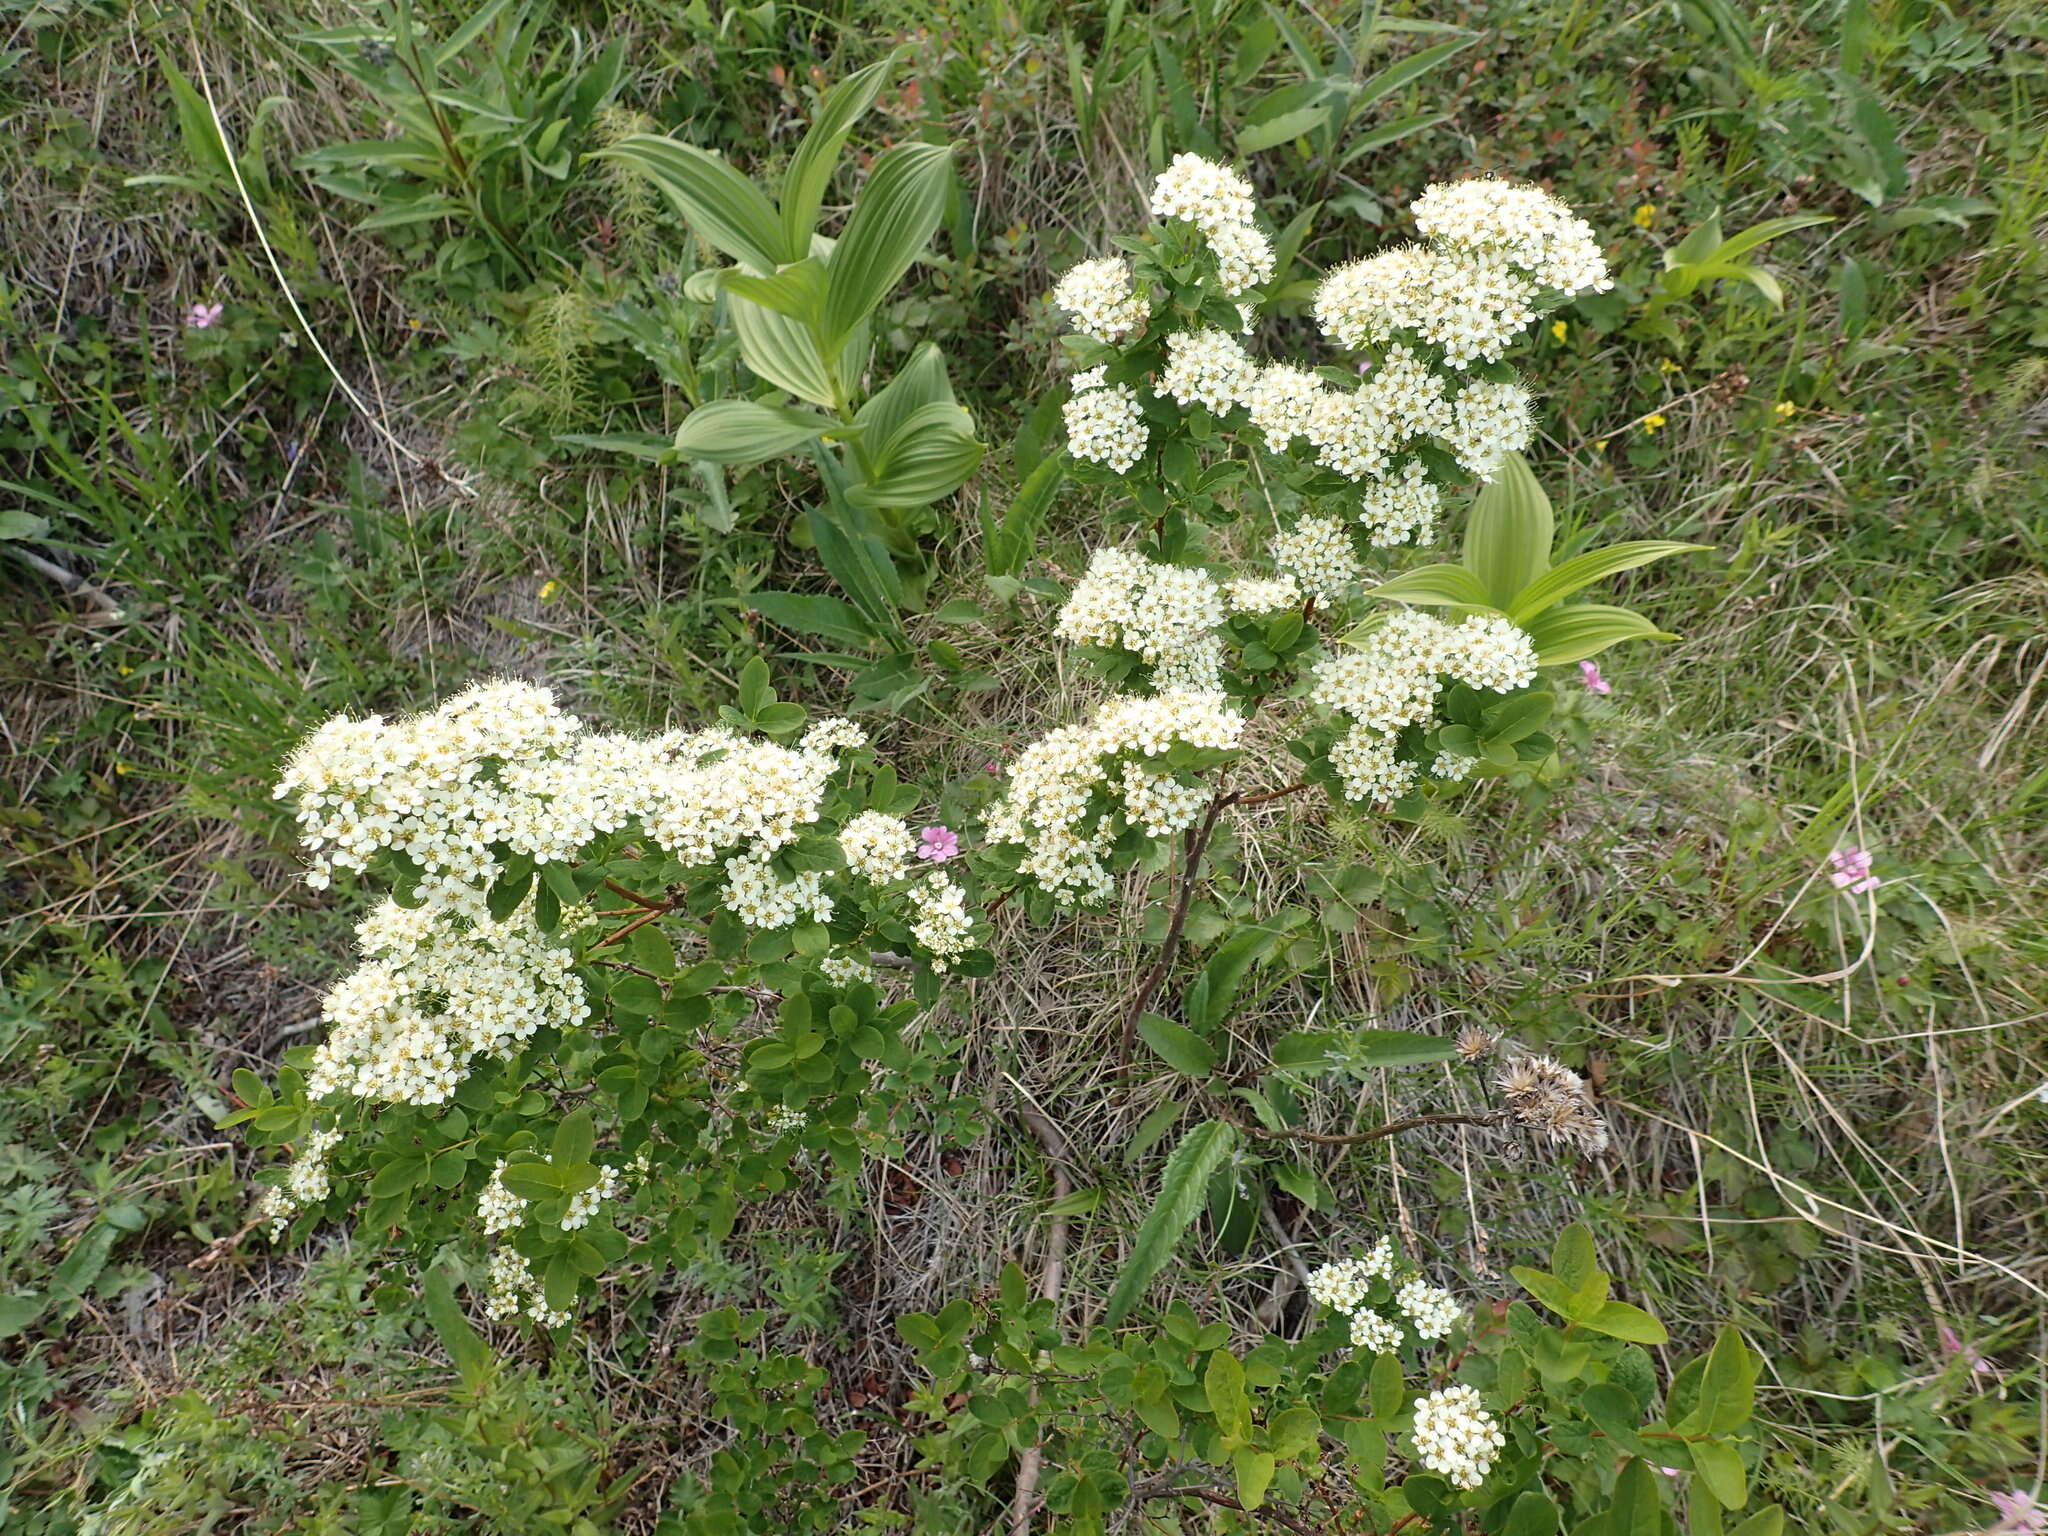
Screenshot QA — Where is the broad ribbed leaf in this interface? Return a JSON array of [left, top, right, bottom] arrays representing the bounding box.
[[673, 400, 835, 465], [1711, 212, 1832, 262], [718, 256, 827, 326], [1367, 562, 1495, 609], [1464, 451, 1554, 605], [599, 135, 783, 274], [844, 403, 983, 508], [1524, 603, 1675, 666], [779, 57, 892, 260], [1105, 1119, 1236, 1325], [730, 294, 837, 406], [1350, 1027, 1459, 1067], [853, 342, 958, 449], [423, 1267, 495, 1392], [1509, 540, 1710, 622], [821, 141, 953, 350]]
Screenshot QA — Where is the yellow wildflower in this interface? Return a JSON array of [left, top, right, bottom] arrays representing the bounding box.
[[1593, 438, 1609, 453], [1550, 320, 1568, 343], [1642, 413, 1667, 436], [1658, 357, 1680, 374], [1774, 400, 1798, 419], [1633, 203, 1656, 229], [538, 578, 560, 602]]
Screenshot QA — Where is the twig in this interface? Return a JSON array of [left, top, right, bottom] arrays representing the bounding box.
[[1230, 1109, 1509, 1147], [5, 542, 125, 617], [1119, 784, 1234, 1064], [1010, 1098, 1075, 1536], [1128, 1477, 1330, 1535], [603, 879, 667, 910]]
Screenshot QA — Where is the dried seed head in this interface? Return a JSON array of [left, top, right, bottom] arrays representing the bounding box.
[[1495, 1054, 1609, 1159], [1456, 1025, 1496, 1062]]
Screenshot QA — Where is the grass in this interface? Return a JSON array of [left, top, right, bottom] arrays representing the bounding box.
[[2, 0, 2045, 1530]]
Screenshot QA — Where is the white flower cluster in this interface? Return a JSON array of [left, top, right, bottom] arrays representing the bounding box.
[[987, 691, 1244, 903], [1208, 221, 1276, 296], [1159, 328, 1256, 414], [1301, 344, 1452, 485], [1306, 1236, 1397, 1311], [1311, 611, 1538, 804], [483, 1246, 570, 1327], [1308, 1236, 1469, 1361], [720, 850, 831, 929], [1442, 378, 1535, 480], [478, 1158, 526, 1235], [1064, 378, 1149, 473], [562, 1163, 623, 1231], [1411, 1383, 1506, 1490], [818, 951, 875, 986], [1271, 514, 1361, 600], [1149, 151, 1257, 239], [1050, 257, 1149, 343], [908, 873, 975, 970], [1224, 575, 1301, 615], [761, 1104, 808, 1137], [308, 898, 588, 1106], [838, 810, 914, 884], [1356, 459, 1444, 547], [1396, 1277, 1464, 1340], [1243, 363, 1324, 451], [1316, 179, 1609, 370], [256, 1126, 344, 1239], [1055, 548, 1226, 689]]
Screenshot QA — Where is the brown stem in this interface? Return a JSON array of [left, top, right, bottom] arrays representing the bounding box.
[[603, 878, 667, 910], [1129, 1479, 1329, 1535], [1119, 783, 1234, 1065], [1233, 780, 1314, 809], [1233, 1109, 1509, 1147], [594, 904, 670, 949]]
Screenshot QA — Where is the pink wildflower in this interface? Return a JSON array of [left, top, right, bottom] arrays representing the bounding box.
[[1939, 1324, 1993, 1377], [916, 825, 960, 863], [1829, 847, 1881, 895], [1578, 659, 1611, 694], [185, 301, 224, 329], [1991, 1489, 2046, 1535]]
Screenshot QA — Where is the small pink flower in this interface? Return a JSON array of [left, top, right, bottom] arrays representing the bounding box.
[[185, 301, 224, 329], [916, 825, 959, 863], [1652, 1466, 1685, 1479], [1991, 1489, 2046, 1535], [981, 760, 1002, 775], [1829, 847, 1882, 895], [1939, 1324, 1994, 1377], [1579, 659, 1611, 694]]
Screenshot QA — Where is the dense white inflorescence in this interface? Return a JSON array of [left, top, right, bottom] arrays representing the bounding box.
[[1271, 515, 1362, 600], [1055, 548, 1227, 690], [1396, 1277, 1465, 1340], [1443, 378, 1536, 479], [1409, 178, 1612, 297], [1411, 1383, 1506, 1490], [1158, 328, 1257, 414], [1243, 363, 1325, 451], [839, 810, 915, 884], [1350, 1310, 1406, 1354], [1224, 575, 1302, 615], [907, 873, 976, 970], [1050, 257, 1150, 343], [484, 1246, 570, 1326], [1149, 151, 1258, 238], [986, 690, 1244, 903], [1208, 221, 1276, 295], [1356, 458, 1445, 547], [1063, 379, 1149, 473]]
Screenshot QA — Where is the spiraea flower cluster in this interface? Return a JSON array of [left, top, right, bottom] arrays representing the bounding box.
[[1051, 257, 1149, 343], [1411, 1382, 1506, 1490], [986, 690, 1243, 903], [1063, 374, 1149, 473], [484, 1247, 570, 1327], [1311, 611, 1539, 804], [1055, 547, 1227, 689], [1306, 1236, 1469, 1360], [256, 1126, 343, 1239]]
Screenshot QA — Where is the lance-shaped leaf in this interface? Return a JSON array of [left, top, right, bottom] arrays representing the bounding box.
[[730, 294, 837, 407], [598, 135, 782, 274], [821, 141, 954, 351], [1365, 562, 1496, 610], [1523, 603, 1675, 666], [1464, 451, 1553, 606], [846, 405, 984, 508], [717, 256, 827, 327], [673, 400, 839, 465], [1105, 1119, 1236, 1326], [779, 56, 893, 261], [1509, 540, 1711, 622]]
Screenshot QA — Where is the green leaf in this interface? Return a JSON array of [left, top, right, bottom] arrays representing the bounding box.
[[1269, 1404, 1322, 1459], [1349, 34, 1475, 113], [1523, 603, 1675, 666], [424, 1267, 496, 1392], [551, 1108, 595, 1170], [1610, 1458, 1664, 1536], [854, 341, 959, 449], [1710, 213, 1834, 263], [729, 292, 838, 407], [821, 141, 953, 350], [1369, 1350, 1404, 1418], [0, 510, 50, 542], [1237, 102, 1333, 154], [1511, 1265, 1586, 1323], [748, 592, 880, 648], [779, 56, 893, 260], [1551, 1223, 1602, 1300], [846, 402, 984, 508], [1727, 1507, 1785, 1536], [498, 1159, 560, 1200], [598, 135, 784, 273], [1349, 1027, 1459, 1067], [673, 400, 837, 465], [1463, 452, 1553, 606], [1206, 1347, 1252, 1440], [0, 1291, 46, 1338], [1503, 1490, 1561, 1536], [718, 255, 828, 325], [1508, 541, 1710, 622], [1104, 1120, 1236, 1325], [1337, 110, 1451, 168], [1364, 562, 1496, 610], [1138, 1014, 1218, 1076], [1232, 1447, 1276, 1511], [1581, 1299, 1671, 1345], [1270, 1031, 1343, 1074], [1483, 691, 1553, 744], [1693, 1439, 1749, 1510], [1690, 1326, 1759, 1434]]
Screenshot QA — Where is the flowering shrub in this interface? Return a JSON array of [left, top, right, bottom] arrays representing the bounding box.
[[898, 1225, 1782, 1534]]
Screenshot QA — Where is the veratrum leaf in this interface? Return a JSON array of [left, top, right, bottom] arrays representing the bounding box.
[[1523, 603, 1675, 666], [729, 292, 837, 407], [778, 57, 893, 260], [1104, 1119, 1236, 1326], [1464, 451, 1554, 606], [820, 141, 953, 350], [845, 402, 984, 508], [673, 401, 836, 465], [1366, 563, 1495, 610], [1508, 540, 1710, 623], [717, 256, 828, 326], [598, 135, 783, 274]]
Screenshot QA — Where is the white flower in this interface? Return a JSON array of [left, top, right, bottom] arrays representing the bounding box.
[[1150, 152, 1258, 238], [839, 810, 915, 883], [720, 849, 832, 929], [1396, 1277, 1464, 1340], [1409, 178, 1612, 297], [1224, 575, 1301, 615], [1445, 614, 1539, 694], [1159, 329, 1256, 415], [1243, 364, 1324, 452], [818, 952, 875, 986], [1209, 222, 1275, 295], [478, 1159, 527, 1235], [1432, 752, 1478, 781], [1064, 381, 1149, 473], [1329, 722, 1418, 805], [1356, 459, 1443, 548], [1272, 515, 1360, 599], [1056, 548, 1225, 690], [1307, 1258, 1374, 1313], [908, 873, 975, 970], [761, 1103, 808, 1137], [1410, 1383, 1505, 1490], [1351, 1310, 1406, 1354], [484, 1246, 571, 1327], [1052, 257, 1150, 343], [1443, 379, 1534, 479]]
